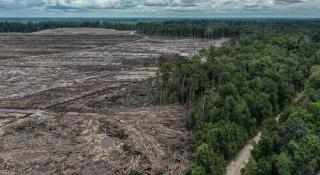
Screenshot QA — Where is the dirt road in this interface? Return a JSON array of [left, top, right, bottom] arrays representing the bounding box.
[[225, 132, 261, 175], [225, 91, 305, 175]]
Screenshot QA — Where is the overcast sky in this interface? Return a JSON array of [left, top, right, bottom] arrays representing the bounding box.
[[0, 0, 319, 18]]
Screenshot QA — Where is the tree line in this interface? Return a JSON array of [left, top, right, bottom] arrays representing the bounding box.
[[155, 21, 320, 174], [136, 19, 320, 39], [0, 21, 136, 33], [1, 19, 320, 41]]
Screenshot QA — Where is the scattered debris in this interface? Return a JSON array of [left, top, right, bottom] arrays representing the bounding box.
[[0, 28, 227, 174]]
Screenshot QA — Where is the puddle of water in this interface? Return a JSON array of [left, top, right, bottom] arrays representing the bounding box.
[[39, 164, 49, 172], [101, 137, 113, 148], [0, 109, 36, 114]]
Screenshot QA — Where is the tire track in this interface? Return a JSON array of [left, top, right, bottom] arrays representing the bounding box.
[[43, 76, 159, 110], [0, 34, 145, 65]]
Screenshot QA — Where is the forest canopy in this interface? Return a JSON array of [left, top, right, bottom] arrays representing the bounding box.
[[153, 20, 320, 175]]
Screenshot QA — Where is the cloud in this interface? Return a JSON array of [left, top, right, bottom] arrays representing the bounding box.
[[275, 0, 309, 4], [143, 0, 170, 6], [0, 0, 319, 17], [44, 0, 137, 9]]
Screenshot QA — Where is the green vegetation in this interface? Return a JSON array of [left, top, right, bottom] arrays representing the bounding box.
[[2, 19, 320, 40], [136, 20, 320, 39], [155, 21, 320, 175], [0, 20, 135, 32], [242, 68, 320, 175]]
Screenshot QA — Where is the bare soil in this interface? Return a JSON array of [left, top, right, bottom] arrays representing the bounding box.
[[0, 28, 226, 174]]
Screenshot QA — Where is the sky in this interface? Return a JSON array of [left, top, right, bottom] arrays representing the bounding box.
[[0, 0, 319, 18]]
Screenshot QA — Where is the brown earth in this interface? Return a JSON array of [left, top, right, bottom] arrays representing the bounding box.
[[0, 28, 227, 175]]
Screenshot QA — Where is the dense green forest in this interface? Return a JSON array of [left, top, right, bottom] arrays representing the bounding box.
[[155, 21, 320, 174], [242, 68, 320, 175], [136, 20, 320, 39], [0, 21, 135, 32]]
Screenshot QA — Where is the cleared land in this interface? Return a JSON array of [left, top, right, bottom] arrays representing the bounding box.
[[0, 28, 226, 174]]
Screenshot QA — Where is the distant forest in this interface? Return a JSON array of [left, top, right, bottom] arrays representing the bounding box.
[[1, 19, 320, 40], [0, 21, 136, 32]]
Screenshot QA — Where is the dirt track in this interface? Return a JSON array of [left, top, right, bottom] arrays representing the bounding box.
[[0, 28, 226, 174], [224, 132, 261, 175], [225, 91, 305, 175]]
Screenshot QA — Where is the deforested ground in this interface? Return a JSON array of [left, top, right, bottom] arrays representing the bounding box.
[[0, 28, 227, 174]]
